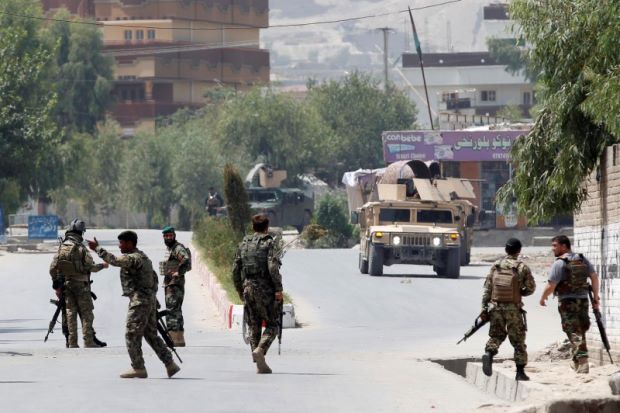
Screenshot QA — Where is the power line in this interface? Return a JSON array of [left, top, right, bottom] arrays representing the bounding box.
[[0, 1, 463, 32]]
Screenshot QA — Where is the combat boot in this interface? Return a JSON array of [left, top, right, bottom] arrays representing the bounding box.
[[252, 348, 272, 374], [482, 351, 494, 377], [119, 368, 147, 379], [172, 330, 186, 347], [68, 343, 79, 348], [576, 358, 589, 374], [515, 365, 530, 381], [166, 362, 181, 378], [84, 337, 103, 348]]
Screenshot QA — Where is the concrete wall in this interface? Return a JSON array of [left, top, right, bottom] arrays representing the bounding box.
[[573, 144, 620, 365]]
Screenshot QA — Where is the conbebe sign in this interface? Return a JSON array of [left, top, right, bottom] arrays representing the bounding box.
[[382, 130, 526, 163]]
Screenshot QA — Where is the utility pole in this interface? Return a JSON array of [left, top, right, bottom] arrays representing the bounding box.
[[377, 27, 393, 90]]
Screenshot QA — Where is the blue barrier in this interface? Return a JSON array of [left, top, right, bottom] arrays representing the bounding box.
[[28, 215, 59, 240]]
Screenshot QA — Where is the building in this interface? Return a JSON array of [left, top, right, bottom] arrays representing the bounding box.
[[42, 0, 270, 134], [399, 2, 534, 129]]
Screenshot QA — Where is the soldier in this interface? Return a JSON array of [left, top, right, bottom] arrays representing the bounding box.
[[88, 231, 180, 379], [540, 235, 600, 374], [233, 214, 283, 374], [49, 219, 108, 348], [205, 187, 224, 216], [481, 238, 536, 380], [159, 226, 191, 347]]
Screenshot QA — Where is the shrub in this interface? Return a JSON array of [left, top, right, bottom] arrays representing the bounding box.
[[302, 192, 353, 248]]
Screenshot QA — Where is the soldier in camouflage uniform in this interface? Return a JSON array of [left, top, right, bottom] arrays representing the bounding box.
[[49, 219, 108, 348], [540, 235, 600, 374], [88, 231, 180, 379], [233, 214, 284, 374], [160, 226, 191, 347], [481, 238, 536, 381]]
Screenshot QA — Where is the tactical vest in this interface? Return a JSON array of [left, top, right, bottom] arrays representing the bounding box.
[[55, 240, 89, 281], [159, 243, 192, 275], [120, 250, 157, 296], [240, 234, 271, 281], [490, 260, 522, 304], [556, 254, 590, 295]]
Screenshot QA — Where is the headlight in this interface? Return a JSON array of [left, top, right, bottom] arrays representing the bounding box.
[[432, 237, 441, 247], [392, 235, 401, 246], [375, 231, 383, 238]]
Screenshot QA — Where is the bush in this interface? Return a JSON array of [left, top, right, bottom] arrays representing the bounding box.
[[302, 192, 353, 248]]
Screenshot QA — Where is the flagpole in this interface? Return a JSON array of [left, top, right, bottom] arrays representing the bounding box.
[[408, 6, 434, 130]]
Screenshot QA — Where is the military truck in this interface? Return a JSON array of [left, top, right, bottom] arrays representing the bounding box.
[[345, 160, 477, 278], [246, 164, 314, 232]]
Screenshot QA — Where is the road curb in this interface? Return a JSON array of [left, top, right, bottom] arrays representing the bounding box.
[[190, 244, 297, 330], [466, 362, 536, 401]]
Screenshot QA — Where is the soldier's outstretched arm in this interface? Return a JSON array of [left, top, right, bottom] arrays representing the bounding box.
[[88, 238, 137, 269]]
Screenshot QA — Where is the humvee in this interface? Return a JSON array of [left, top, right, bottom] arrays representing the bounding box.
[[346, 160, 477, 278], [247, 187, 313, 232]]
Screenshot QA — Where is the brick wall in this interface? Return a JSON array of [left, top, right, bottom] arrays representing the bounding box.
[[574, 144, 620, 365]]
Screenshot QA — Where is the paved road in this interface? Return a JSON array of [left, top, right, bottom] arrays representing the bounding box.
[[0, 232, 560, 413]]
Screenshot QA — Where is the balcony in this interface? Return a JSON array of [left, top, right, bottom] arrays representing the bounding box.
[[444, 98, 472, 110], [112, 100, 198, 126]]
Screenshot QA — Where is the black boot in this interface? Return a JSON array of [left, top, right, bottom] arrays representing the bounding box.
[[482, 351, 494, 377], [515, 364, 530, 381]]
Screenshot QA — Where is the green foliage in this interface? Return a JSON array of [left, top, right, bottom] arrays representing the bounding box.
[[496, 105, 523, 123], [0, 0, 60, 208], [497, 0, 620, 223], [223, 164, 252, 240], [214, 88, 333, 182], [487, 38, 538, 82], [302, 193, 352, 248], [46, 9, 114, 134], [306, 72, 417, 184], [120, 132, 176, 228], [192, 216, 241, 304]]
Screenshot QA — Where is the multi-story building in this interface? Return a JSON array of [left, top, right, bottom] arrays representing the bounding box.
[[399, 2, 533, 130], [42, 0, 270, 134]]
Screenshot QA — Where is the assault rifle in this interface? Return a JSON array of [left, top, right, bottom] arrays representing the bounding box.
[[589, 286, 614, 364], [457, 315, 488, 345], [156, 309, 183, 363]]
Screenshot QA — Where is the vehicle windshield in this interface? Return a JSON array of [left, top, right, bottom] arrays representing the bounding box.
[[379, 208, 411, 223], [249, 191, 279, 203], [416, 209, 453, 224]]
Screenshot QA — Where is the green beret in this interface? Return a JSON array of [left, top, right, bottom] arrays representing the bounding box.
[[162, 226, 175, 234]]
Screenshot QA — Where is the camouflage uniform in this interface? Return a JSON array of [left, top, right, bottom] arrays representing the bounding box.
[[482, 256, 536, 365], [49, 233, 106, 347], [160, 241, 191, 332], [233, 232, 283, 354], [96, 246, 173, 370]]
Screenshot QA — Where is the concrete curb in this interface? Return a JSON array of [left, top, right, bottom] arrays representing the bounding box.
[[191, 244, 232, 328], [512, 398, 620, 413], [190, 244, 297, 330], [466, 362, 538, 402]]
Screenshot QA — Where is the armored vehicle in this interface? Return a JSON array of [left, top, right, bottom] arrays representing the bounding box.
[[346, 160, 477, 278], [246, 164, 314, 232]]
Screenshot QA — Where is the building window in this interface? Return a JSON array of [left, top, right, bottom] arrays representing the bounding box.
[[441, 92, 458, 102], [147, 30, 156, 40], [442, 162, 460, 178], [124, 30, 132, 40], [481, 90, 496, 102], [136, 30, 144, 40], [523, 91, 531, 106]]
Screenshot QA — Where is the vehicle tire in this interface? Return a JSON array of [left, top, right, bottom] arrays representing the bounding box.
[[437, 248, 460, 278], [368, 244, 383, 276], [359, 253, 369, 274], [460, 235, 470, 266]]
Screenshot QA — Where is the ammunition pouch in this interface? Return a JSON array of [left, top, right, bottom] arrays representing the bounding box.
[[159, 261, 179, 276]]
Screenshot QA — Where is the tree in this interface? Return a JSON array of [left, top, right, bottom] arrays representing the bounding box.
[[306, 72, 417, 184], [214, 88, 333, 182], [496, 105, 523, 123], [0, 0, 60, 212], [223, 164, 252, 241], [47, 9, 114, 134], [487, 38, 539, 82], [497, 0, 620, 223]]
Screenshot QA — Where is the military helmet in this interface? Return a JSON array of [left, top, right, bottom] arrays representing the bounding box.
[[67, 219, 86, 234]]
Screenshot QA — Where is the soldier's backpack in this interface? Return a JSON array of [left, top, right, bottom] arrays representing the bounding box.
[[556, 254, 589, 295], [55, 239, 84, 278], [239, 234, 270, 280], [490, 260, 522, 304]]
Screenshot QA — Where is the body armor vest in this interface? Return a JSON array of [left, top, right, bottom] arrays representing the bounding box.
[[490, 260, 521, 304], [121, 250, 157, 296], [240, 234, 271, 281], [55, 240, 89, 281], [556, 254, 589, 295]]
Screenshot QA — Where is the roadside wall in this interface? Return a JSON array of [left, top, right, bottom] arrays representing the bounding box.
[[574, 144, 620, 365]]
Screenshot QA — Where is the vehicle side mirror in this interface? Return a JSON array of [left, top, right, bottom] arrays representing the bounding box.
[[350, 211, 359, 225], [466, 214, 476, 226], [454, 215, 460, 222]]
